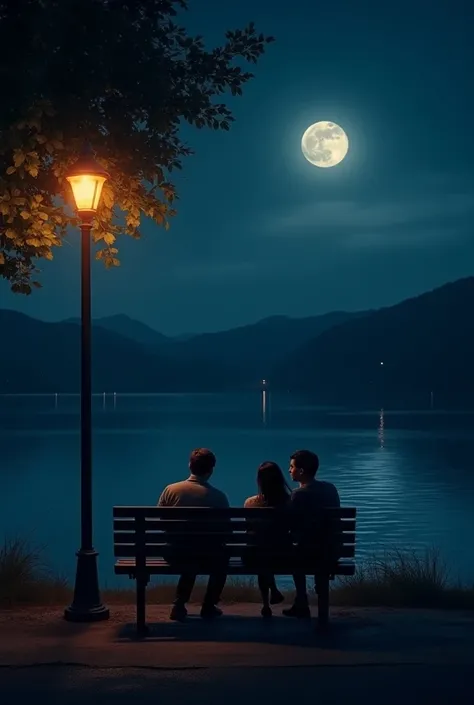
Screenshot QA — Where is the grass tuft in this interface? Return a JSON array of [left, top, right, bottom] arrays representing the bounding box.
[[1, 537, 473, 610]]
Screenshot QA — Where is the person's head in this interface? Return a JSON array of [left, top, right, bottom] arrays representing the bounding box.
[[289, 450, 319, 484], [189, 448, 216, 479], [257, 461, 291, 507]]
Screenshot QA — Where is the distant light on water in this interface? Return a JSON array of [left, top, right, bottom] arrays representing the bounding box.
[[378, 408, 385, 448]]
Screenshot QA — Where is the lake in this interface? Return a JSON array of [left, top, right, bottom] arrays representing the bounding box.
[[1, 392, 474, 588]]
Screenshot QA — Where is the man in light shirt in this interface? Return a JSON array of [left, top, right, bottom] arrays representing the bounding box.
[[158, 448, 229, 621]]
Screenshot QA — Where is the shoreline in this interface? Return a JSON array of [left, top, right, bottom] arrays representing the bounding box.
[[2, 578, 474, 612], [1, 604, 474, 672], [2, 538, 474, 612]]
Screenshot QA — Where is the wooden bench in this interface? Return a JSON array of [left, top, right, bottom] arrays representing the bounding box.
[[113, 506, 356, 636]]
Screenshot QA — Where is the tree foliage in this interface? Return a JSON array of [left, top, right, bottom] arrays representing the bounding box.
[[0, 0, 273, 293]]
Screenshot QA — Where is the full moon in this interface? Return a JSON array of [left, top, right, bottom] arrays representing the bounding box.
[[301, 121, 349, 168]]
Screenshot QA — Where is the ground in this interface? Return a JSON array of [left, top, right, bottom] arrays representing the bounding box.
[[0, 604, 473, 703]]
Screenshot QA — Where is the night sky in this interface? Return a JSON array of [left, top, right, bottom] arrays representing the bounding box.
[[1, 0, 473, 335]]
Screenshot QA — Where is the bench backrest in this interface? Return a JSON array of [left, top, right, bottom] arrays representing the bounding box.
[[113, 506, 356, 569]]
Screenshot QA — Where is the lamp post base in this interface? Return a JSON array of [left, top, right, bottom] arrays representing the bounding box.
[[64, 549, 110, 622]]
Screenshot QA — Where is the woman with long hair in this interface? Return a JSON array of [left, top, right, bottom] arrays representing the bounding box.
[[244, 461, 292, 617]]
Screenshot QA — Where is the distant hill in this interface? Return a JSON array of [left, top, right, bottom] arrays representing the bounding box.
[[4, 278, 474, 405], [63, 310, 368, 382], [274, 277, 474, 409], [0, 311, 237, 393], [64, 313, 170, 348], [171, 311, 368, 381]]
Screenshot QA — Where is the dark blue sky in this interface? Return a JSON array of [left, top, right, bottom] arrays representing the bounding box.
[[1, 0, 473, 334]]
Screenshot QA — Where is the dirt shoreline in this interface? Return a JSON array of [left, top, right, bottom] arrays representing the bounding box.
[[1, 603, 474, 671]]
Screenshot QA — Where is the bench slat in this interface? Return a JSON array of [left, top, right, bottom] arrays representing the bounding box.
[[113, 531, 357, 545], [114, 557, 356, 577], [113, 544, 356, 558], [113, 518, 357, 533], [113, 506, 356, 519]]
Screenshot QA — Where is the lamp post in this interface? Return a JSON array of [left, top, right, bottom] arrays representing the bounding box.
[[64, 145, 110, 622]]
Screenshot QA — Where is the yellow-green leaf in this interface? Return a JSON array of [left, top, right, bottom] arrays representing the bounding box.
[[13, 151, 26, 167], [26, 238, 41, 247], [38, 212, 49, 221], [102, 190, 114, 209], [20, 211, 30, 220], [28, 167, 39, 178], [103, 233, 116, 245], [5, 228, 16, 239]]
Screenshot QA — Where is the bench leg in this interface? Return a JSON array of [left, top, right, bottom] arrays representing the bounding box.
[[316, 575, 330, 628], [136, 576, 148, 637]]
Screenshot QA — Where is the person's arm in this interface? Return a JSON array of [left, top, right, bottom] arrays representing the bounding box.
[[243, 496, 257, 537], [289, 490, 307, 543], [157, 487, 170, 506], [332, 485, 341, 508]]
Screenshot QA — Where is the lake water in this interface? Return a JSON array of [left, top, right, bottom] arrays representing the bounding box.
[[1, 392, 474, 588]]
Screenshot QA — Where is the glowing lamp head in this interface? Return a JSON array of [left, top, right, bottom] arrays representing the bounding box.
[[66, 145, 109, 215]]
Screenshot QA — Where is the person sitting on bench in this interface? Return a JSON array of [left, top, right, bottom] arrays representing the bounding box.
[[158, 448, 229, 621], [283, 449, 341, 619], [244, 461, 292, 617]]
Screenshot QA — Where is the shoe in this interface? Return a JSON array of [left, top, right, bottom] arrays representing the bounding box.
[[270, 590, 284, 605], [200, 604, 223, 619], [261, 606, 272, 618], [170, 603, 188, 621], [282, 604, 311, 619]]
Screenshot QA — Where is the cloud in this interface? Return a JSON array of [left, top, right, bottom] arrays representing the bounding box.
[[264, 192, 474, 237]]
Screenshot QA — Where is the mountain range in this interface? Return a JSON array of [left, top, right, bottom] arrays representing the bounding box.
[[2, 276, 474, 407]]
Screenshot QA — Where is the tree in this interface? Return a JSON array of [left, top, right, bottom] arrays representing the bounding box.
[[0, 0, 273, 294]]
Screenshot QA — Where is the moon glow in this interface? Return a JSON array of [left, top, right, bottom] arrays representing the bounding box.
[[301, 121, 349, 168]]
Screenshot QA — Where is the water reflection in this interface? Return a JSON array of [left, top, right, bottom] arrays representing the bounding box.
[[378, 408, 385, 448], [1, 393, 474, 584]]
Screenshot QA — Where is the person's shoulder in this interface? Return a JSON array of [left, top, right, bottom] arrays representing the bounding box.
[[317, 479, 338, 489], [158, 478, 188, 503], [244, 494, 262, 508], [318, 479, 340, 494], [290, 486, 306, 498], [208, 484, 229, 507], [164, 479, 188, 493], [315, 480, 340, 505]]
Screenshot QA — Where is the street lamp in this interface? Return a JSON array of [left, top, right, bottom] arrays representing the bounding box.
[[64, 145, 110, 622]]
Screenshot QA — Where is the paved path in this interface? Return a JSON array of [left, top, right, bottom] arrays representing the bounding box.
[[0, 664, 472, 705], [0, 604, 473, 703]]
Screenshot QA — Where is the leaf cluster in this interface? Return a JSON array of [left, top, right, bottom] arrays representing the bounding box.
[[0, 0, 274, 291]]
